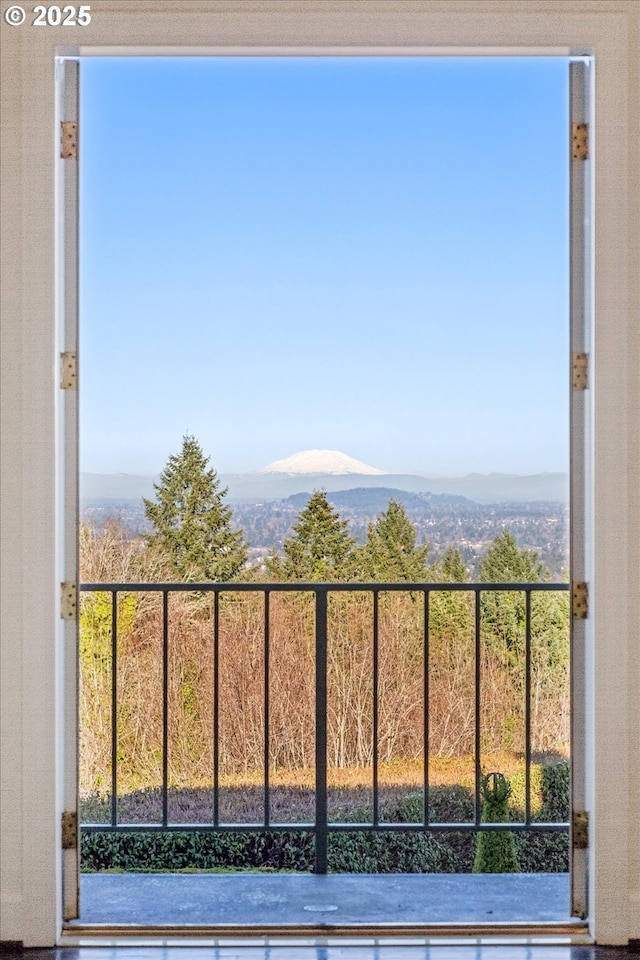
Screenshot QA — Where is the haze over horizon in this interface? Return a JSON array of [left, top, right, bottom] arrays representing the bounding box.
[[81, 447, 569, 505], [82, 447, 568, 481]]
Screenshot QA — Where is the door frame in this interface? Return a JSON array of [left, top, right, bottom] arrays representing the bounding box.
[[1, 1, 635, 948], [56, 56, 80, 923], [568, 56, 592, 923], [62, 45, 590, 926]]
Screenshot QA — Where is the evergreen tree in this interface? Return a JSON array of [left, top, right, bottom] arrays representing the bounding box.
[[479, 530, 547, 663], [267, 489, 356, 581], [478, 529, 545, 583], [429, 546, 468, 583], [428, 546, 472, 645], [143, 434, 247, 582], [358, 499, 429, 581]]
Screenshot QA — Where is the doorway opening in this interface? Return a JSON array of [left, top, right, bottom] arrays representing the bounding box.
[[65, 52, 589, 930]]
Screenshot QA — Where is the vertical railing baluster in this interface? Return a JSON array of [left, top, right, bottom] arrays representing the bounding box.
[[213, 590, 219, 827], [372, 590, 379, 828], [315, 588, 328, 874], [474, 588, 482, 826], [264, 590, 270, 828], [525, 588, 532, 825], [423, 589, 430, 828], [111, 590, 118, 827], [162, 589, 169, 828]]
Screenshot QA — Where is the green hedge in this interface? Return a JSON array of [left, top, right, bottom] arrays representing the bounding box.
[[82, 829, 314, 873], [81, 763, 569, 874]]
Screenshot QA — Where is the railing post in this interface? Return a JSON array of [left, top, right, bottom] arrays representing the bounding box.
[[162, 589, 169, 828], [423, 589, 430, 828], [111, 590, 118, 827], [315, 588, 328, 874], [264, 590, 270, 828], [525, 588, 532, 824], [212, 590, 219, 827], [372, 590, 379, 827], [474, 588, 482, 826]]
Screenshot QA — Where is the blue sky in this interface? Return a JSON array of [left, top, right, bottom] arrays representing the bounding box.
[[80, 56, 569, 477]]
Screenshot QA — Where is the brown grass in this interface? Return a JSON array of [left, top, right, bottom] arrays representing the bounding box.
[[80, 750, 569, 828]]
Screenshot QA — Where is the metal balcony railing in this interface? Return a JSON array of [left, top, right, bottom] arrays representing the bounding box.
[[79, 580, 570, 873]]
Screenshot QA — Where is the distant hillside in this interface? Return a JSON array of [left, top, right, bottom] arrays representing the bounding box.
[[219, 471, 568, 504], [285, 487, 474, 513]]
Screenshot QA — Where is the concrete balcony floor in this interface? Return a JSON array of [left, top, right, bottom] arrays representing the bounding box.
[[74, 872, 576, 927]]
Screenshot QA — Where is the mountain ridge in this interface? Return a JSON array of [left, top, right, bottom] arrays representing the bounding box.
[[81, 470, 568, 504]]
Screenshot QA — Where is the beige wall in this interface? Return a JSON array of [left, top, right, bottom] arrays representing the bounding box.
[[1, 0, 638, 946]]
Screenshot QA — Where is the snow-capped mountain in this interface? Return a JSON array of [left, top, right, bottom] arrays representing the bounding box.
[[259, 449, 384, 476]]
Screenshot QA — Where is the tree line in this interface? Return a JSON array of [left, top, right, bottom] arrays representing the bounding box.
[[79, 436, 569, 796], [134, 434, 559, 587]]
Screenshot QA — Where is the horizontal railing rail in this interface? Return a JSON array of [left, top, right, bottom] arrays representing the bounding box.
[[79, 580, 571, 873]]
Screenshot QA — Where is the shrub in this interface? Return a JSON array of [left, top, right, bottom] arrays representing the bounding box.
[[514, 761, 569, 872], [473, 773, 519, 873]]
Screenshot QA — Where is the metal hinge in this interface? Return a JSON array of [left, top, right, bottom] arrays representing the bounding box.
[[61, 811, 78, 850], [60, 582, 78, 620], [60, 352, 77, 390], [60, 121, 78, 159], [572, 581, 588, 619], [572, 352, 589, 390], [572, 810, 589, 850], [572, 122, 588, 161]]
